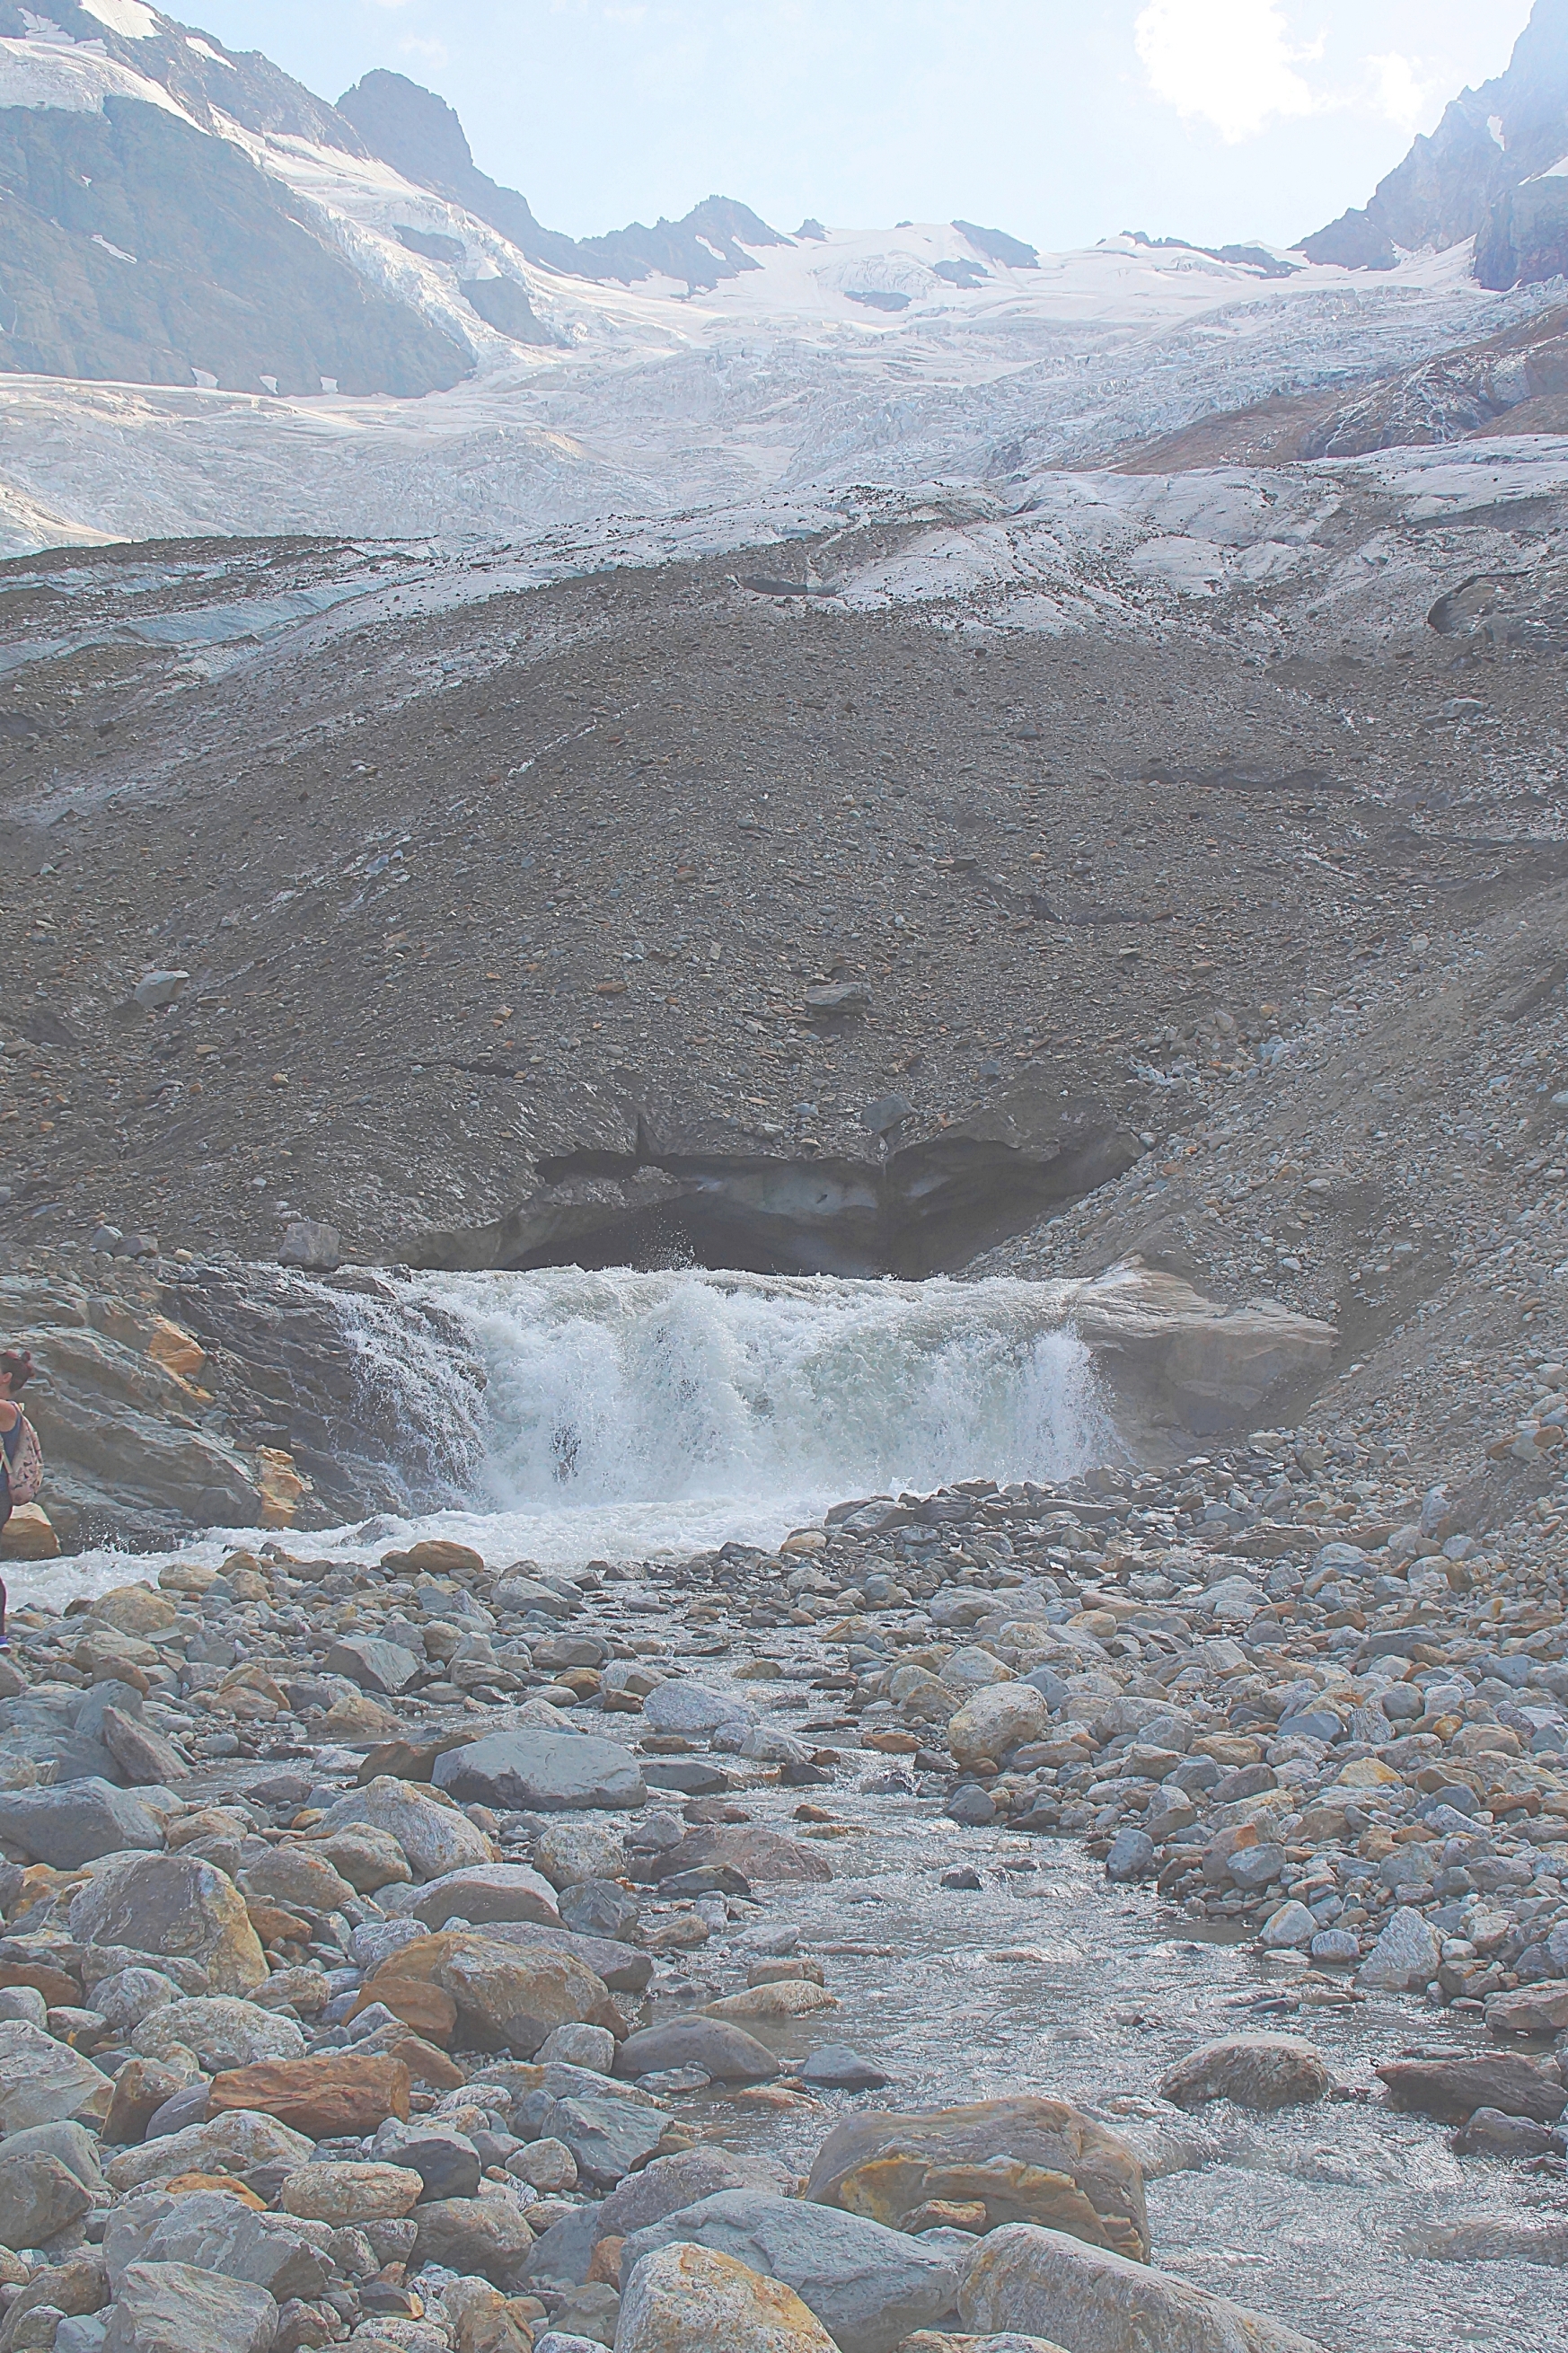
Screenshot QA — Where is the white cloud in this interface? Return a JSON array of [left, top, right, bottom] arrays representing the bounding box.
[[1365, 51, 1446, 137], [1134, 0, 1323, 144]]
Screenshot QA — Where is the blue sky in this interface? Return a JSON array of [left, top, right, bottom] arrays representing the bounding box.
[[187, 1, 1537, 251]]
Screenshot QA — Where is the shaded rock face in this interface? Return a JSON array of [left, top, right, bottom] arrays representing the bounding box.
[[1300, 0, 1568, 288], [401, 1085, 1140, 1280], [0, 98, 468, 398]]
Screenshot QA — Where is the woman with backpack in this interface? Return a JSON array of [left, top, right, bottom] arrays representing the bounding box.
[[0, 1346, 42, 1642]]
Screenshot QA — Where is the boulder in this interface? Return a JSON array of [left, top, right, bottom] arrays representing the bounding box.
[[354, 1929, 619, 2056], [410, 2185, 537, 2283], [472, 1917, 653, 1996], [104, 2059, 189, 2147], [701, 1982, 839, 2023], [0, 2149, 93, 2247], [434, 1732, 645, 1813], [804, 2098, 1148, 2262], [619, 2190, 960, 2353], [101, 2263, 277, 2353], [318, 1779, 493, 1883], [947, 1687, 1051, 1773], [0, 2254, 109, 2353], [207, 2053, 411, 2137], [101, 1711, 191, 1788], [641, 1683, 744, 1737], [279, 2164, 424, 2226], [1354, 1906, 1440, 1994], [560, 1880, 641, 1942], [132, 1998, 305, 2073], [0, 1779, 166, 1868], [599, 2150, 797, 2243], [1158, 2037, 1333, 2113], [94, 1969, 184, 2038], [533, 1821, 628, 1890], [1376, 2054, 1566, 2125], [107, 2111, 313, 2197], [103, 2191, 333, 2301], [69, 1854, 268, 1996], [393, 1864, 564, 1931], [648, 1828, 830, 1886], [371, 2119, 482, 2202], [240, 1848, 359, 1916], [615, 2243, 837, 2352], [614, 2017, 780, 2084], [535, 2093, 668, 2188], [0, 2018, 114, 2132], [312, 1827, 413, 1893], [960, 2225, 1325, 2352], [1485, 1979, 1568, 2036], [323, 1637, 421, 1696]]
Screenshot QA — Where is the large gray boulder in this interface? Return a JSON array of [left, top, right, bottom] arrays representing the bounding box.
[[599, 2148, 797, 2242], [391, 1863, 564, 1930], [101, 2263, 278, 2353], [535, 2093, 667, 2189], [614, 2016, 779, 2084], [434, 1732, 645, 1812], [641, 1681, 748, 1737], [0, 1778, 165, 1867], [960, 2224, 1326, 2353], [618, 2190, 962, 2353], [0, 2150, 93, 2249], [105, 2190, 334, 2301], [317, 1777, 493, 1882], [68, 1854, 268, 1996]]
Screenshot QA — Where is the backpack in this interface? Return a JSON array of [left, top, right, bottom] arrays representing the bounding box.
[[4, 1411, 42, 1507]]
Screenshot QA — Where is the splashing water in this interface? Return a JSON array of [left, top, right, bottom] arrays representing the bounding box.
[[15, 1265, 1113, 1603]]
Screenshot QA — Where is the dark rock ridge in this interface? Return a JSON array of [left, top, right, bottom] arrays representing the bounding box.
[[0, 96, 469, 397], [398, 1082, 1141, 1279], [1301, 0, 1568, 289], [1125, 229, 1299, 281], [336, 69, 788, 294]]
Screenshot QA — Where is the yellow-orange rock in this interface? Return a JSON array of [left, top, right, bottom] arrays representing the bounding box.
[[353, 1929, 618, 2057], [207, 2052, 411, 2137]]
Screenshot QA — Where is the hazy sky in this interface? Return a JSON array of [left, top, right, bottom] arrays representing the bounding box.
[[187, 1, 1537, 251]]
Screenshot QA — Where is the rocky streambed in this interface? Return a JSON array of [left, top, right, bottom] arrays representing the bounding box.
[[0, 1430, 1566, 2353]]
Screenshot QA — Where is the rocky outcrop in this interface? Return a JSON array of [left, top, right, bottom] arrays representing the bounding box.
[[1300, 0, 1568, 288], [0, 96, 468, 398]]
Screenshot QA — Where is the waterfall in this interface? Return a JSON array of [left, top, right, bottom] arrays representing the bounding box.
[[414, 1265, 1110, 1544]]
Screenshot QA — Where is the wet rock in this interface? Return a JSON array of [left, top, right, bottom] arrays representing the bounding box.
[[614, 2017, 780, 2084], [1402, 2216, 1568, 2264], [209, 2052, 411, 2137], [798, 2048, 891, 2091], [1485, 1979, 1568, 2036], [69, 1854, 268, 1996], [614, 2242, 837, 2352], [1258, 1902, 1316, 1952], [0, 2019, 115, 2131], [1104, 1829, 1156, 1882], [946, 1788, 997, 1827], [804, 2098, 1148, 2261], [959, 2224, 1324, 2352], [947, 1688, 1050, 1772], [700, 1981, 838, 2023], [1354, 1906, 1440, 1993], [435, 1732, 646, 1813], [133, 1998, 305, 2073], [1158, 2036, 1334, 2112], [277, 1221, 341, 1273], [410, 2184, 536, 2282], [0, 1779, 166, 1868], [318, 1779, 494, 1882], [1377, 2054, 1566, 2125], [618, 2190, 961, 2353], [280, 2162, 424, 2225], [1452, 2106, 1558, 2156], [102, 2263, 277, 2353], [393, 1863, 564, 1930]]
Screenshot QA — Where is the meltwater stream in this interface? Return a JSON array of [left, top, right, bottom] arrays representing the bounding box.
[[15, 1267, 1114, 1605]]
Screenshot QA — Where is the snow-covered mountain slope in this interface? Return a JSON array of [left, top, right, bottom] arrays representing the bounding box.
[[0, 0, 1564, 577]]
